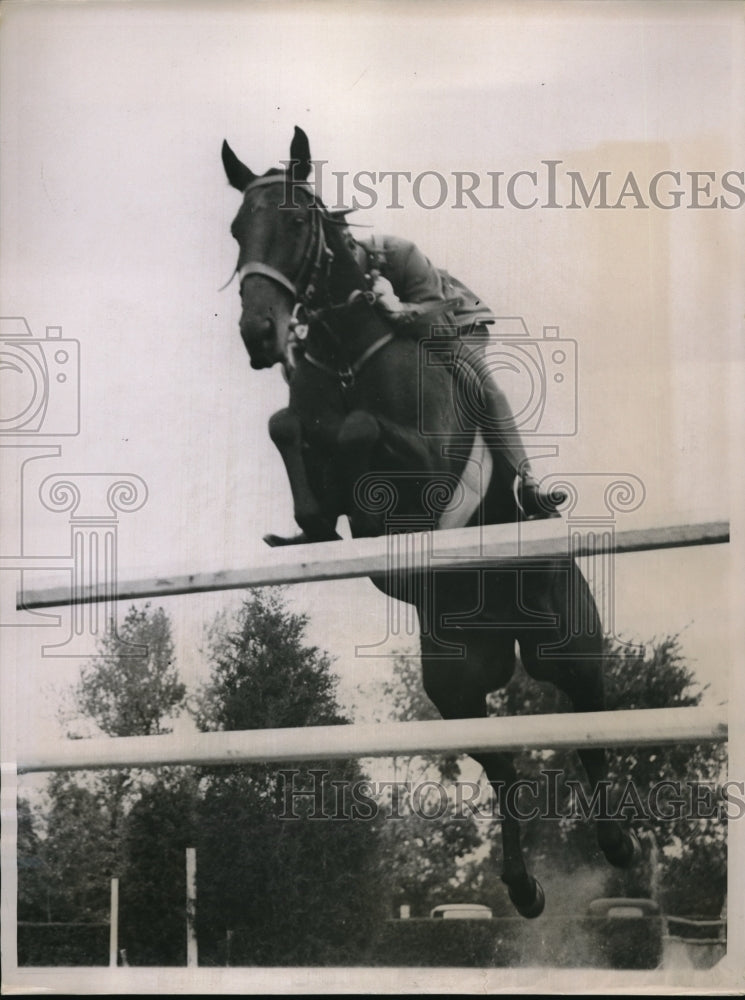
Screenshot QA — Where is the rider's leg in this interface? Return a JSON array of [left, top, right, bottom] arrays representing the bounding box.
[[456, 328, 563, 519]]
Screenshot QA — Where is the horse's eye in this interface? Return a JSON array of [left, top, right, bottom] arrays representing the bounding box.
[[293, 216, 306, 227]]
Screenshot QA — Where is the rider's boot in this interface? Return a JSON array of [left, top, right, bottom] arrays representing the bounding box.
[[515, 470, 564, 520], [264, 520, 342, 547], [264, 531, 309, 547]]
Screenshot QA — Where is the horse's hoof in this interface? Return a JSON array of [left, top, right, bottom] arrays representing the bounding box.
[[508, 876, 545, 919], [603, 828, 642, 869]]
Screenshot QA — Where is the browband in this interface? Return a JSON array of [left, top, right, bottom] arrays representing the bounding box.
[[242, 175, 315, 196]]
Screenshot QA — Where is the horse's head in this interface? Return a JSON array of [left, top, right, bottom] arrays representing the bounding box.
[[222, 127, 331, 370]]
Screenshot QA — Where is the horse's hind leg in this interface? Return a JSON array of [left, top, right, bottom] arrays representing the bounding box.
[[480, 750, 546, 918], [518, 565, 640, 869], [544, 657, 639, 866], [265, 408, 341, 544], [571, 681, 641, 865], [420, 628, 545, 919]]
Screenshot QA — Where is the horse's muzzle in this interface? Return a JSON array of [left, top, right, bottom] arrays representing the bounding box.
[[240, 315, 277, 369]]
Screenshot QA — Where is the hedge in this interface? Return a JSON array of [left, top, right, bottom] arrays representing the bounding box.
[[221, 915, 664, 968], [368, 916, 664, 968], [17, 923, 109, 966]]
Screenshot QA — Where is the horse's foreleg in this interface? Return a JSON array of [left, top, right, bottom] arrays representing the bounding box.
[[420, 631, 545, 919], [336, 410, 382, 536], [337, 409, 456, 536], [266, 408, 340, 544]]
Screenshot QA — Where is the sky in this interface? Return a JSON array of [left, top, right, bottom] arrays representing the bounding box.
[[1, 4, 744, 993], [1, 1, 742, 768]]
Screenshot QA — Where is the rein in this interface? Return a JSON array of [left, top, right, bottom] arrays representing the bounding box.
[[288, 288, 395, 391], [303, 330, 395, 390]]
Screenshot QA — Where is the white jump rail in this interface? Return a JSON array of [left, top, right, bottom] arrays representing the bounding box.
[[16, 516, 729, 609], [17, 706, 727, 773]]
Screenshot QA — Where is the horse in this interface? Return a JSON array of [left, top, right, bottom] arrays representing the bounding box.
[[220, 126, 639, 919]]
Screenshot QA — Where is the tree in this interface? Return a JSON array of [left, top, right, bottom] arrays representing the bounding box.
[[193, 588, 385, 965], [17, 797, 49, 923], [34, 775, 114, 923], [74, 604, 185, 737], [119, 774, 200, 965], [19, 604, 192, 961], [369, 653, 489, 917]]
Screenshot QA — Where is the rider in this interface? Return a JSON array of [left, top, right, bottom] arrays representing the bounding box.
[[348, 230, 561, 518]]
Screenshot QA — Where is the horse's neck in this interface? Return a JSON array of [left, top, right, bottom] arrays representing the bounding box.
[[306, 225, 392, 364], [306, 295, 391, 369], [324, 225, 367, 304]]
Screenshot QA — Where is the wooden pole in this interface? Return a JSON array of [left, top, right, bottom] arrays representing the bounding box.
[[16, 517, 729, 609], [17, 706, 727, 774], [186, 848, 198, 969], [109, 877, 119, 968]]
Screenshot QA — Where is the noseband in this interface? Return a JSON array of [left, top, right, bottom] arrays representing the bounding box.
[[235, 176, 331, 308]]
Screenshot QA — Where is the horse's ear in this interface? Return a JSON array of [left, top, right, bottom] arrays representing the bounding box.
[[289, 126, 312, 181], [222, 140, 255, 191]]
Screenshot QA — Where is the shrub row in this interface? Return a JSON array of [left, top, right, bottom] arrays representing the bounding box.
[[367, 916, 664, 969], [18, 923, 109, 966]]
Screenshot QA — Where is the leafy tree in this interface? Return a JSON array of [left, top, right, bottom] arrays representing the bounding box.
[[74, 604, 185, 737], [34, 775, 114, 923], [375, 787, 486, 918], [19, 604, 191, 960], [119, 774, 199, 965], [368, 654, 489, 917], [374, 653, 462, 781], [194, 588, 385, 965], [17, 796, 49, 923]]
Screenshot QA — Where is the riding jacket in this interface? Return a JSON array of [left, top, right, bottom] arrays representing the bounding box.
[[357, 234, 495, 331]]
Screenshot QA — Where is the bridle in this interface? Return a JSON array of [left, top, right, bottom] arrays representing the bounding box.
[[235, 175, 332, 311], [233, 174, 393, 387]]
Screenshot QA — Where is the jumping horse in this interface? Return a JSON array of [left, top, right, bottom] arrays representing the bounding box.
[[221, 127, 638, 918]]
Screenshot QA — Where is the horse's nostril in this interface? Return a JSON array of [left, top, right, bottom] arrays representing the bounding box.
[[240, 315, 273, 338], [240, 315, 276, 366]]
